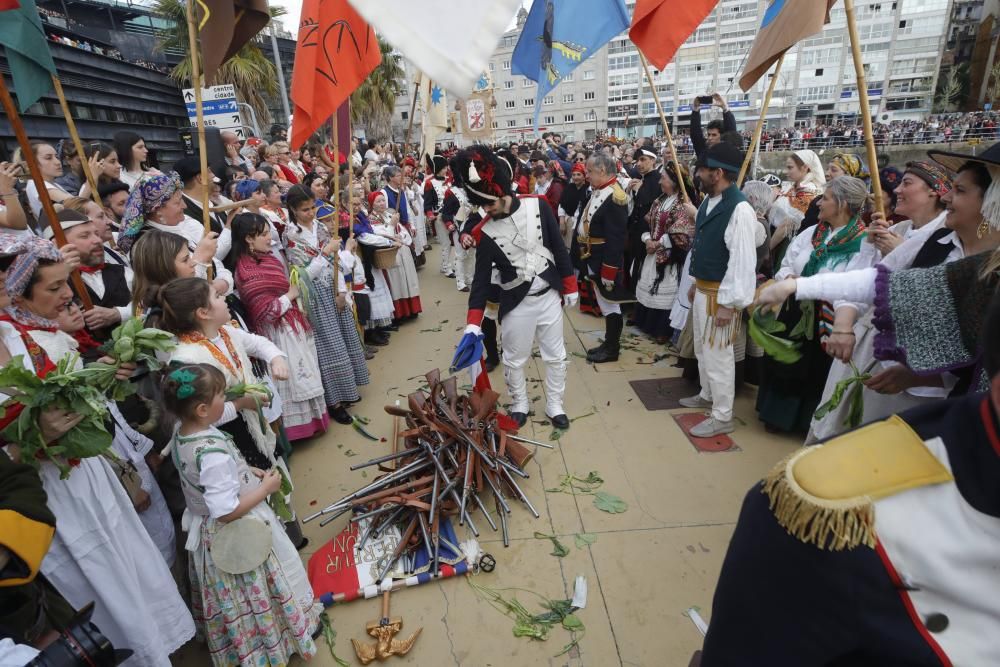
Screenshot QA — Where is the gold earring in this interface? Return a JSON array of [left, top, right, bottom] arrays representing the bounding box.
[[977, 217, 990, 240]]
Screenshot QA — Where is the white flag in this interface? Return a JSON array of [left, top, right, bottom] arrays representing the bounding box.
[[347, 0, 522, 98], [420, 75, 448, 160]]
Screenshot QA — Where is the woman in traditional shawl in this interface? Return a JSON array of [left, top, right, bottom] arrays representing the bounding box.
[[768, 149, 826, 264], [759, 146, 1000, 434], [350, 184, 396, 345], [633, 163, 698, 343], [754, 176, 872, 434], [369, 190, 422, 321], [0, 235, 195, 665], [229, 214, 328, 441], [284, 186, 369, 424]]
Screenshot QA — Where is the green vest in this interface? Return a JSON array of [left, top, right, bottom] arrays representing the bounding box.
[[689, 184, 748, 282]]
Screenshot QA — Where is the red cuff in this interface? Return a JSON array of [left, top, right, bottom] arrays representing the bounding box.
[[561, 275, 578, 295], [600, 264, 618, 282], [0, 402, 25, 432], [467, 309, 485, 326]]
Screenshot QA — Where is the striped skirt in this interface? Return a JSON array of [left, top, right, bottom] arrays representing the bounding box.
[[307, 277, 370, 407]]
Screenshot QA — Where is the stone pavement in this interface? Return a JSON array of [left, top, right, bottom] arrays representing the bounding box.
[[174, 266, 801, 666]]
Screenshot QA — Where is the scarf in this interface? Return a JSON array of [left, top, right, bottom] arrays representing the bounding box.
[[119, 172, 183, 254], [802, 216, 867, 336], [648, 194, 696, 294], [234, 253, 310, 334], [829, 153, 871, 185]]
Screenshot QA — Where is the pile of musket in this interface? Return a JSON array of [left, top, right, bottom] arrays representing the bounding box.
[[303, 369, 553, 582]]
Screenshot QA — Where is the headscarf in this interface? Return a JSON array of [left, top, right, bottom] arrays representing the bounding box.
[[0, 234, 64, 330], [904, 161, 953, 197], [118, 172, 183, 254], [879, 167, 904, 208], [829, 153, 871, 185], [793, 150, 826, 191], [234, 178, 261, 201], [368, 190, 385, 209], [571, 162, 586, 176]]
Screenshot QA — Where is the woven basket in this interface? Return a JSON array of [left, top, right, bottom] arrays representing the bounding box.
[[373, 246, 400, 269]]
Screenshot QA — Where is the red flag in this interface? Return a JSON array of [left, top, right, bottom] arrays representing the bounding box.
[[290, 0, 380, 150], [629, 0, 719, 70], [0, 0, 21, 10]]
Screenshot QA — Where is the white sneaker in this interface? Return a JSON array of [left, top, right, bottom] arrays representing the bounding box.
[[678, 394, 713, 409], [690, 418, 735, 438]]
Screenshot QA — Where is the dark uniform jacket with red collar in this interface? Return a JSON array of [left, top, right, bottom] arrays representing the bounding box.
[[702, 392, 1000, 666], [466, 195, 576, 326]]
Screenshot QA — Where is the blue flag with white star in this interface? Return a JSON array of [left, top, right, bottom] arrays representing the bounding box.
[[512, 0, 629, 133]]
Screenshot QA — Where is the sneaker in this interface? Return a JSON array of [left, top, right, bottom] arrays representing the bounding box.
[[678, 394, 713, 409], [689, 418, 735, 438]]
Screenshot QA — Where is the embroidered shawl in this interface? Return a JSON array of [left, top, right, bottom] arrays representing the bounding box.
[[234, 253, 310, 333]]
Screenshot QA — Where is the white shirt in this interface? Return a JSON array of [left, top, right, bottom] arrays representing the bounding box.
[[181, 194, 232, 260], [26, 179, 70, 220], [80, 268, 134, 323], [695, 196, 760, 310]]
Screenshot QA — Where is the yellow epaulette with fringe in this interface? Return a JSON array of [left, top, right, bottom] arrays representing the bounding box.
[[611, 183, 627, 206], [762, 415, 953, 551]]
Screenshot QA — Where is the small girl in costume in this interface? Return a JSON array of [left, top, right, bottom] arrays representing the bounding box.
[[155, 276, 309, 548], [163, 363, 318, 667]]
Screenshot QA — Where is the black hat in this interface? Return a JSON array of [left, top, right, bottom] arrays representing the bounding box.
[[452, 145, 513, 207], [929, 142, 1000, 232], [529, 150, 547, 162], [516, 144, 531, 156], [424, 153, 447, 175], [173, 156, 220, 184], [696, 142, 744, 175], [636, 140, 658, 160]]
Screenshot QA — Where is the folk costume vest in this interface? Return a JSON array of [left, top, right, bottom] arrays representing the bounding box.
[[690, 184, 748, 282]]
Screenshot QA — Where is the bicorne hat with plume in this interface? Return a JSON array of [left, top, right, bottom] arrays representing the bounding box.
[[452, 145, 513, 207]]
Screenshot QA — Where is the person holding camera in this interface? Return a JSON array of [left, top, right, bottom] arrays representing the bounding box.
[[690, 93, 737, 163]]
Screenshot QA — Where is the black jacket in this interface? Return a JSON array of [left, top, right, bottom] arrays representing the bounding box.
[[467, 196, 575, 324], [690, 107, 737, 161]]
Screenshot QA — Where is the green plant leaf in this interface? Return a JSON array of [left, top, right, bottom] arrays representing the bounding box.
[[574, 533, 598, 549], [533, 531, 570, 557], [748, 308, 803, 364], [562, 614, 584, 631], [593, 492, 628, 514]]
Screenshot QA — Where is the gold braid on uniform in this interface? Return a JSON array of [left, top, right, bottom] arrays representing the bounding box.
[[611, 183, 627, 206]]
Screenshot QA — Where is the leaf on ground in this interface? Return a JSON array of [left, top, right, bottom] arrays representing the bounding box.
[[439, 319, 449, 324], [574, 533, 598, 549], [593, 492, 628, 514], [344, 449, 357, 457], [562, 614, 585, 631], [533, 531, 570, 557], [570, 351, 588, 358], [549, 428, 565, 441], [570, 411, 595, 423], [420, 326, 443, 333]]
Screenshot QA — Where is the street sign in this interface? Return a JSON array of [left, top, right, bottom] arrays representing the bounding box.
[[182, 84, 244, 136]]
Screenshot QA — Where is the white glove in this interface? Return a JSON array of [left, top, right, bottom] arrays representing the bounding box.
[[464, 324, 482, 337], [563, 292, 579, 308]]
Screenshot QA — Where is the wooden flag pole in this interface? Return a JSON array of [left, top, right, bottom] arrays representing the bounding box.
[[331, 111, 342, 305], [50, 77, 102, 207], [844, 0, 884, 216], [637, 51, 689, 202], [404, 74, 420, 154], [0, 77, 93, 310], [185, 0, 217, 238], [738, 55, 784, 185]]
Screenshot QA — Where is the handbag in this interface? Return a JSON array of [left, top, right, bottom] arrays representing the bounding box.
[[211, 516, 273, 574], [101, 452, 146, 507]]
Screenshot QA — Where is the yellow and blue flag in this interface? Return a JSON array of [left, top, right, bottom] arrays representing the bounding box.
[[738, 0, 835, 91], [512, 0, 629, 132]]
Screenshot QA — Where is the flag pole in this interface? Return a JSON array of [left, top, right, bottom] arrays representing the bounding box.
[[636, 51, 689, 202], [185, 0, 217, 239], [738, 55, 783, 185], [331, 111, 342, 304], [0, 77, 93, 310], [844, 0, 884, 216], [404, 73, 420, 154], [50, 77, 102, 207]]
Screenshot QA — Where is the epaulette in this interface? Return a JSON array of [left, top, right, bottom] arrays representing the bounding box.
[[611, 183, 627, 206], [762, 415, 952, 551]]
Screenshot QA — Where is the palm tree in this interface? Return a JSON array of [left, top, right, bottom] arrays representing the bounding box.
[[152, 0, 285, 127], [351, 36, 404, 141]]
